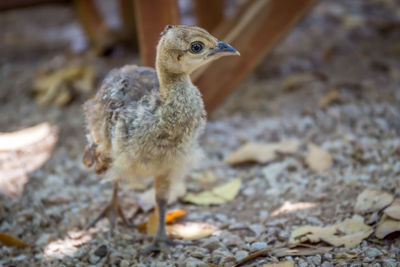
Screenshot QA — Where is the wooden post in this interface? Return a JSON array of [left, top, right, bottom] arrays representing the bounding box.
[[134, 0, 180, 67], [0, 0, 69, 11], [73, 0, 114, 55], [193, 0, 317, 113], [194, 0, 224, 32], [119, 0, 138, 49]]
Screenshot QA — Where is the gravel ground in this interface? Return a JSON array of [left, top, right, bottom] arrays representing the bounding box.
[[0, 0, 400, 266]]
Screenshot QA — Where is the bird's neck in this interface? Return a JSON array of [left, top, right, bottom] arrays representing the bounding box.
[[156, 65, 192, 100]]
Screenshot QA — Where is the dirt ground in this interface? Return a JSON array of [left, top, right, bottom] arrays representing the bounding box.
[[0, 0, 399, 266]]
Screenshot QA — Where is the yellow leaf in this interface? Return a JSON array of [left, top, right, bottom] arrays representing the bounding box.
[[289, 217, 373, 249], [263, 260, 294, 267], [167, 222, 217, 240], [0, 233, 29, 248], [183, 178, 241, 205], [141, 209, 188, 235], [319, 89, 340, 107], [376, 214, 400, 239], [384, 199, 400, 220], [225, 140, 300, 165], [305, 143, 332, 173], [354, 189, 394, 214]]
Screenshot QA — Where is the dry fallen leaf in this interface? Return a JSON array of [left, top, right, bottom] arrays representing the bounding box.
[[0, 123, 58, 197], [375, 214, 400, 239], [289, 217, 373, 249], [263, 260, 294, 267], [140, 209, 188, 235], [167, 222, 218, 240], [319, 89, 340, 107], [354, 189, 394, 214], [305, 143, 332, 173], [183, 178, 241, 205], [273, 246, 332, 257], [32, 64, 94, 106], [383, 199, 400, 220], [0, 233, 29, 248], [225, 140, 300, 165], [282, 72, 316, 91]]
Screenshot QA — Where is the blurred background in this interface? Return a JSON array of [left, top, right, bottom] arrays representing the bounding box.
[[0, 0, 400, 266]]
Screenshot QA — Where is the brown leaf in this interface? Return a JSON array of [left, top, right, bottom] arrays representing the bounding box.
[[384, 199, 400, 220], [225, 140, 300, 165], [0, 232, 29, 248], [305, 143, 332, 173], [354, 189, 394, 214], [289, 217, 373, 249], [375, 214, 400, 239], [167, 222, 217, 240]]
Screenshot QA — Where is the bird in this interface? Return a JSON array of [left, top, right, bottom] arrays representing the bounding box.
[[82, 25, 239, 253]]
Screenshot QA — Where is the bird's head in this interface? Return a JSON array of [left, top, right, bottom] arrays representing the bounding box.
[[156, 25, 239, 75]]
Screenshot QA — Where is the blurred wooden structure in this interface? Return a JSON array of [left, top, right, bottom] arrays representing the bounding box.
[[1, 0, 317, 113]]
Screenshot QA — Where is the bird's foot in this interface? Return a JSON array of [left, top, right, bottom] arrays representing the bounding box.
[[84, 195, 131, 237], [141, 237, 178, 255]]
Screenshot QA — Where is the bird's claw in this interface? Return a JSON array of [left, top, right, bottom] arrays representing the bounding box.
[[141, 238, 178, 255]]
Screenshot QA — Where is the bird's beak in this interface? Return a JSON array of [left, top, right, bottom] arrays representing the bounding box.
[[208, 41, 240, 57]]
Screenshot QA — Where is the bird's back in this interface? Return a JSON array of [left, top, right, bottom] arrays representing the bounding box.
[[82, 65, 160, 174]]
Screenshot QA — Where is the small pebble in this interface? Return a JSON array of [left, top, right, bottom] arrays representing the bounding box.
[[365, 247, 382, 257], [120, 259, 129, 267], [250, 242, 267, 251], [94, 244, 108, 258], [321, 262, 332, 267], [202, 238, 220, 251], [235, 250, 249, 262], [185, 257, 209, 267], [249, 224, 264, 236], [311, 255, 321, 265], [88, 255, 100, 264], [363, 257, 374, 263], [190, 248, 208, 259]]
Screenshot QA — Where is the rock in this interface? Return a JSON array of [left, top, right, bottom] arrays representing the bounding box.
[[365, 247, 382, 257], [88, 255, 99, 264], [250, 242, 267, 251], [312, 255, 322, 265], [298, 262, 308, 267], [321, 262, 333, 267], [249, 224, 264, 236], [185, 257, 208, 267], [202, 238, 220, 251], [94, 244, 108, 258], [235, 250, 249, 262], [323, 253, 333, 260], [190, 248, 208, 259], [363, 257, 374, 263], [120, 260, 130, 267]]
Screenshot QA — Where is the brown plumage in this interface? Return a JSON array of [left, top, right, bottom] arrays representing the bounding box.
[[82, 25, 239, 253]]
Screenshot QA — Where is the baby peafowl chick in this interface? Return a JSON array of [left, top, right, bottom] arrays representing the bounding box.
[[82, 25, 239, 252]]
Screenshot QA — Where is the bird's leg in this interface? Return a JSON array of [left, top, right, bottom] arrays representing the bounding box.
[[84, 182, 130, 236], [142, 174, 175, 254]]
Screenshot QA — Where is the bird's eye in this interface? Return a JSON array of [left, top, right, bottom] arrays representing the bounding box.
[[190, 42, 203, 54]]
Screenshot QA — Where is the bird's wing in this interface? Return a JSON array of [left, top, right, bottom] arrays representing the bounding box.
[[82, 65, 159, 174]]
